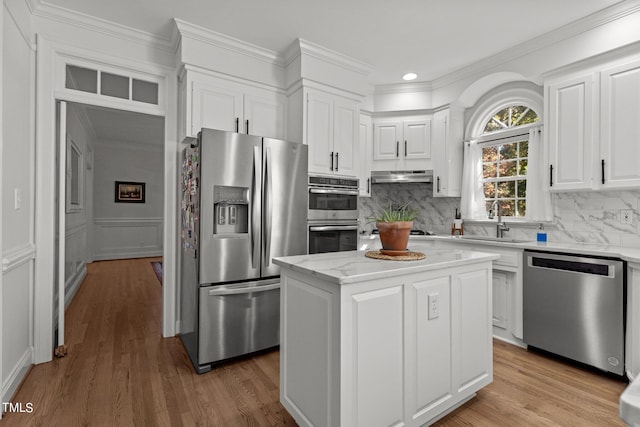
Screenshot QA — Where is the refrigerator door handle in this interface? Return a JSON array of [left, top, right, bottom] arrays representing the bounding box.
[[207, 282, 280, 296], [250, 146, 260, 269], [264, 147, 273, 266]]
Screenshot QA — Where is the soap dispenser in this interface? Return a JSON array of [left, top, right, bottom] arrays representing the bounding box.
[[536, 223, 547, 243]]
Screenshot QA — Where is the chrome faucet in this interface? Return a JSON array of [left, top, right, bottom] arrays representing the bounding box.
[[488, 200, 510, 238]]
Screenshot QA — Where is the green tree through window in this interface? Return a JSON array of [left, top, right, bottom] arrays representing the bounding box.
[[481, 105, 539, 218]]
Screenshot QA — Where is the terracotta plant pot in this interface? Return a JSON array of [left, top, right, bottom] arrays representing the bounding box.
[[376, 221, 413, 251]]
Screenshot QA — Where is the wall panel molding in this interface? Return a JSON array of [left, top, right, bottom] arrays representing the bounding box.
[[2, 243, 36, 273], [93, 217, 163, 260], [1, 347, 32, 403]]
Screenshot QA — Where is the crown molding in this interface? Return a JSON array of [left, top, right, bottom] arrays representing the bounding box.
[[174, 18, 284, 67], [431, 0, 640, 90], [374, 81, 432, 95], [31, 0, 177, 53], [284, 38, 373, 76]]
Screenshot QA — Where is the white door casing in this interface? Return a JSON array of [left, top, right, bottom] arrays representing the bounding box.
[[34, 37, 176, 364]]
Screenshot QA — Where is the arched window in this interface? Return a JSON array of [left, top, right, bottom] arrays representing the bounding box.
[[480, 105, 539, 217]]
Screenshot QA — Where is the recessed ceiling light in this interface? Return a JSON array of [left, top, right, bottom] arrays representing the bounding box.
[[402, 72, 417, 81]]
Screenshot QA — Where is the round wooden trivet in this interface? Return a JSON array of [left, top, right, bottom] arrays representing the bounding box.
[[365, 250, 426, 261]]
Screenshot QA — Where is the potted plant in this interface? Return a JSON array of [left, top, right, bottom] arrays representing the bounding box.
[[370, 202, 418, 253]]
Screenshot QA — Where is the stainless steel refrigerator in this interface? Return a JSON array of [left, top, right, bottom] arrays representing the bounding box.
[[179, 128, 308, 373]]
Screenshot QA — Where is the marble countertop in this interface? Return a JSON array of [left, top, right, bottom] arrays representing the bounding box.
[[273, 249, 499, 285], [359, 234, 640, 263]]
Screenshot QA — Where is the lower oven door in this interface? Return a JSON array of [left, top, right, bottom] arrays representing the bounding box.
[[198, 278, 280, 367], [308, 222, 358, 254]]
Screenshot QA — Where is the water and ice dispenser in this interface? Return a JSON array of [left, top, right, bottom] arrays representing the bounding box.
[[213, 186, 249, 235]]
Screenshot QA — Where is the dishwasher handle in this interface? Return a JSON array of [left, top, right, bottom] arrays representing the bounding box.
[[525, 251, 621, 278]]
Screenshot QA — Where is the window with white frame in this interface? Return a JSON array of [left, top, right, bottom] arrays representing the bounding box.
[[478, 105, 539, 218]]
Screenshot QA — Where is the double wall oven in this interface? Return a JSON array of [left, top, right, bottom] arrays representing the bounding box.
[[307, 175, 359, 254]]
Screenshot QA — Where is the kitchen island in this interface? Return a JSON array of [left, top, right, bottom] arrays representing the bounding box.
[[273, 248, 499, 427]]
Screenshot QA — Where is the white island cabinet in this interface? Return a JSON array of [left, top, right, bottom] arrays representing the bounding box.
[[273, 249, 498, 427]]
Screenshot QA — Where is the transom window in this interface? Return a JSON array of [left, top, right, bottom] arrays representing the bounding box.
[[480, 105, 539, 218], [483, 105, 538, 133]]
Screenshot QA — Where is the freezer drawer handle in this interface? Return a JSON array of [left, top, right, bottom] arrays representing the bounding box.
[[208, 282, 280, 296]]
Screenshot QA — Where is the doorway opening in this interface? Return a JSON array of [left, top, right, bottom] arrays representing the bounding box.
[[55, 101, 165, 352]]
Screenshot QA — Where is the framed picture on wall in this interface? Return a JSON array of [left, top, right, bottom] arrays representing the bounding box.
[[115, 181, 145, 203]]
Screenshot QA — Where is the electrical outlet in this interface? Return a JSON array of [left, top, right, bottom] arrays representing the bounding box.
[[428, 293, 439, 320], [621, 209, 633, 225]]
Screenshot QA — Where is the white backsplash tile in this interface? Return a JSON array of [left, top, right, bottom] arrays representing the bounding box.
[[360, 184, 640, 248]]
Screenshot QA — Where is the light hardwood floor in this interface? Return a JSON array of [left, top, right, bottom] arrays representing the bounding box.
[[1, 257, 627, 426]]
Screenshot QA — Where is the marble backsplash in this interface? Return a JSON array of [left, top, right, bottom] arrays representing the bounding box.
[[359, 183, 640, 248]]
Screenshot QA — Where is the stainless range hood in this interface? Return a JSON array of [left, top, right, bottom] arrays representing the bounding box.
[[370, 170, 433, 184]]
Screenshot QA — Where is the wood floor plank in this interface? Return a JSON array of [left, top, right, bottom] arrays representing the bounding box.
[[0, 257, 627, 426]]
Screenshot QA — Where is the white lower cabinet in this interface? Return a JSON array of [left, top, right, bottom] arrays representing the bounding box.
[[434, 240, 524, 346], [280, 261, 493, 427], [627, 262, 640, 379]]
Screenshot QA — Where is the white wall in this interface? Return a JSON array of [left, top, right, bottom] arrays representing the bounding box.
[[2, 0, 34, 404], [92, 140, 164, 260]]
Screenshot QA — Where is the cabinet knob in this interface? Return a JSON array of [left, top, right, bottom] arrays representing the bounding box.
[[601, 159, 605, 185], [404, 140, 407, 157], [330, 152, 334, 171], [246, 119, 249, 134], [335, 152, 339, 171], [549, 165, 553, 187], [235, 117, 239, 133], [396, 141, 399, 158]]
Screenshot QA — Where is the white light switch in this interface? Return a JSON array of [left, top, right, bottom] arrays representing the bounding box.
[[14, 188, 21, 210], [428, 293, 439, 320]]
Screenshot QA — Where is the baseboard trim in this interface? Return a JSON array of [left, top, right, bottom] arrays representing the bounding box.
[[2, 347, 33, 403]]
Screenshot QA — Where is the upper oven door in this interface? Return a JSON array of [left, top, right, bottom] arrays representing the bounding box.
[[308, 187, 358, 220]]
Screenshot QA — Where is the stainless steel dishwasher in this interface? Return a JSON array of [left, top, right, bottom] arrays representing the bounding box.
[[523, 250, 625, 375]]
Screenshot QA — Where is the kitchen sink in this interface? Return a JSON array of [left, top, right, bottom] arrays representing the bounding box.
[[453, 235, 532, 243]]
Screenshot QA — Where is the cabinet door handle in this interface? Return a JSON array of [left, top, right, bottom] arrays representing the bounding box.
[[437, 176, 441, 193], [235, 117, 239, 133], [335, 152, 339, 171], [367, 178, 370, 194], [246, 119, 249, 134], [396, 141, 399, 157], [549, 165, 553, 187], [330, 152, 334, 171], [601, 159, 605, 185], [404, 140, 407, 157]]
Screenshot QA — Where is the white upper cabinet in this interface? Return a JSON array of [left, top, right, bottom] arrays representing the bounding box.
[[180, 69, 286, 140], [306, 88, 359, 177], [600, 58, 640, 188], [547, 54, 640, 191], [432, 107, 463, 197], [372, 115, 431, 171], [546, 72, 597, 191]]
